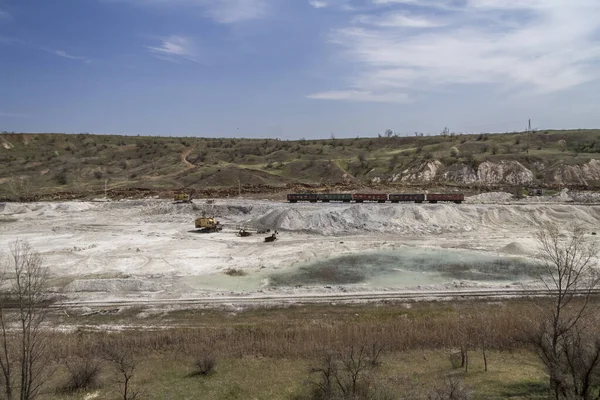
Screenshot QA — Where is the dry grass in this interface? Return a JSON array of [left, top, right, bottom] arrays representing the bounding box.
[[42, 350, 546, 400], [2, 129, 600, 200], [29, 299, 598, 398]]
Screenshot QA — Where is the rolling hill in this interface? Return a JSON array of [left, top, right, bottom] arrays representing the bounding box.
[[2, 129, 600, 200]]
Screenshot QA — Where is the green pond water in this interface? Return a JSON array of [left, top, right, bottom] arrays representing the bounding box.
[[183, 247, 541, 292]]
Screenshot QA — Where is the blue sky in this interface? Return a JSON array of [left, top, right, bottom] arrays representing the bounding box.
[[1, 0, 600, 138]]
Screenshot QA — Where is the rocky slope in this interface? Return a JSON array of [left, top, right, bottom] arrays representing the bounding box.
[[2, 129, 600, 200], [375, 158, 600, 187]]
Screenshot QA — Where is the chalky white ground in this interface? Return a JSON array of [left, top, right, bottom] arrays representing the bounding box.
[[1, 191, 600, 303]]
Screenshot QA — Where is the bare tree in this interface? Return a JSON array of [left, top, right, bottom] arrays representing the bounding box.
[[308, 344, 382, 399], [531, 223, 600, 400], [61, 357, 104, 393], [0, 240, 52, 400], [102, 344, 139, 400], [474, 310, 493, 372], [428, 376, 471, 400]]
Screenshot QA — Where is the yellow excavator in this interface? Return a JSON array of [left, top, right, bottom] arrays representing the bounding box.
[[174, 192, 192, 203], [195, 217, 223, 233]]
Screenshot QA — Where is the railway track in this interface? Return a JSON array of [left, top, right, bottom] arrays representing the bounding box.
[[53, 288, 600, 309]]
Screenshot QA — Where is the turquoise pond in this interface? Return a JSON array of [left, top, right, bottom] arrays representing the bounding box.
[[182, 247, 541, 292]]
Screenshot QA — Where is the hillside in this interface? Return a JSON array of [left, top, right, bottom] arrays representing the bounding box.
[[2, 129, 600, 200]]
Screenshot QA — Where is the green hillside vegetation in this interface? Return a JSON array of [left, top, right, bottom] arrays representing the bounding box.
[[1, 129, 600, 200]]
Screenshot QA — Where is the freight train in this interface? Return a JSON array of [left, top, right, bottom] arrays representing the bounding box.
[[287, 193, 464, 204]]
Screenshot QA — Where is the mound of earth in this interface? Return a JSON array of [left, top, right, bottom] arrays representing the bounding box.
[[466, 192, 514, 203], [248, 203, 600, 236], [500, 242, 529, 255]]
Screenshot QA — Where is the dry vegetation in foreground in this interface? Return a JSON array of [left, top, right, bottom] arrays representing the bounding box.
[[0, 297, 590, 400], [29, 301, 554, 399], [2, 129, 600, 200]]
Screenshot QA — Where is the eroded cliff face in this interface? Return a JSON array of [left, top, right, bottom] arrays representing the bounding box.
[[442, 163, 477, 184], [394, 161, 443, 183], [476, 161, 534, 185], [550, 159, 600, 186], [373, 159, 600, 186]]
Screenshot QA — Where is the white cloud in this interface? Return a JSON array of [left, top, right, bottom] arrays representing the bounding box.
[[0, 9, 10, 19], [353, 12, 446, 28], [146, 35, 200, 63], [49, 49, 91, 63], [371, 0, 460, 10], [309, 0, 600, 103], [310, 1, 328, 8], [308, 89, 410, 102]]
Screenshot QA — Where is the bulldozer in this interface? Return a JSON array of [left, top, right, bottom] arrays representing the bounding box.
[[195, 217, 223, 233], [174, 192, 192, 203], [264, 231, 278, 242], [237, 228, 252, 237]]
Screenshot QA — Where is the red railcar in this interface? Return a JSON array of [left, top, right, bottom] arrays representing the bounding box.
[[352, 193, 388, 203], [388, 194, 425, 203], [426, 193, 464, 204]]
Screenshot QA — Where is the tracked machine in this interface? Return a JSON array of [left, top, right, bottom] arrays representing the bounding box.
[[195, 217, 223, 233], [174, 192, 192, 203], [264, 231, 278, 242]]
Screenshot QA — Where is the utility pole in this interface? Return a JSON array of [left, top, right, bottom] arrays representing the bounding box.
[[526, 119, 531, 157]]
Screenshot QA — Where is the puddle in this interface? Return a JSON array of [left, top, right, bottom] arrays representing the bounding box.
[[182, 247, 542, 292], [269, 247, 542, 288]]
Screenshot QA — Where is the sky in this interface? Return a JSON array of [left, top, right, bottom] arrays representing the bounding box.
[[1, 0, 600, 139]]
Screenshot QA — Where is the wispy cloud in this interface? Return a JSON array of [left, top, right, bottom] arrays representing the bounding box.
[[307, 89, 410, 103], [108, 0, 267, 24], [0, 9, 11, 20], [146, 35, 200, 63], [353, 12, 446, 28], [309, 1, 328, 9], [308, 0, 600, 103], [47, 49, 91, 63]]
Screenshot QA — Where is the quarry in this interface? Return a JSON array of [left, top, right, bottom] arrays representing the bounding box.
[[2, 191, 599, 307]]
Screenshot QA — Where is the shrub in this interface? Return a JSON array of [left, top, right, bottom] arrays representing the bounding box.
[[55, 171, 68, 185], [307, 344, 383, 400], [60, 358, 103, 393], [358, 152, 367, 164], [450, 146, 460, 158], [191, 354, 216, 377], [428, 376, 471, 400], [93, 170, 103, 180], [224, 268, 246, 276]]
